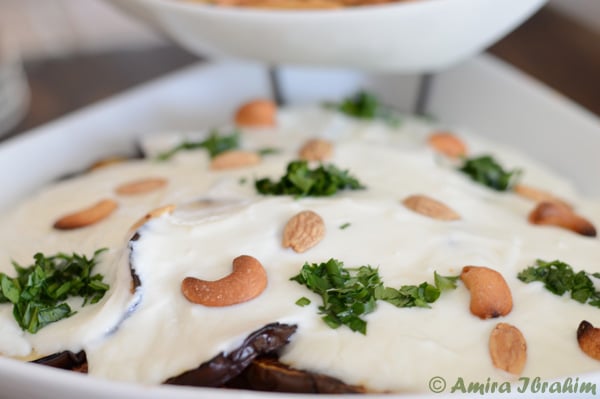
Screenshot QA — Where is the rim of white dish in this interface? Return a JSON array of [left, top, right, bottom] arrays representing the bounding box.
[[142, 0, 438, 17]]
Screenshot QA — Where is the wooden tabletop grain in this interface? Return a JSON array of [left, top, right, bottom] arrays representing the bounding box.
[[3, 5, 599, 142]]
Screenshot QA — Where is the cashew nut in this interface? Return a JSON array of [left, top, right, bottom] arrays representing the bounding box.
[[53, 199, 118, 230], [128, 204, 176, 235], [235, 99, 277, 128], [513, 184, 571, 209], [88, 156, 128, 172], [577, 320, 600, 361], [181, 255, 268, 307], [210, 150, 261, 170], [115, 177, 168, 195], [299, 138, 333, 161], [529, 201, 596, 237], [427, 131, 468, 158], [461, 266, 513, 319]]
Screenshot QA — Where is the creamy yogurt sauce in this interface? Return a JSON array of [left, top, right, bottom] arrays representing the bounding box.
[[0, 106, 599, 392]]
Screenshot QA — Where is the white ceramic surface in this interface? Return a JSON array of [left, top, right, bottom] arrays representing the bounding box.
[[105, 0, 546, 72], [0, 55, 599, 398]]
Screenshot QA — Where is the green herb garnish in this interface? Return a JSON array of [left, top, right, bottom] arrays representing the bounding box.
[[156, 129, 240, 161], [374, 272, 458, 309], [339, 222, 351, 230], [258, 147, 281, 156], [295, 297, 311, 307], [291, 259, 380, 334], [459, 155, 521, 191], [291, 259, 458, 334], [518, 259, 600, 307], [0, 249, 110, 334], [325, 91, 401, 127], [434, 271, 460, 291], [255, 160, 364, 198], [374, 283, 440, 308]]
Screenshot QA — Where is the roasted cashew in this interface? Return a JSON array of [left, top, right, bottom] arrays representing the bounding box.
[[53, 199, 118, 230], [513, 184, 571, 208], [529, 201, 596, 237], [210, 150, 261, 170], [234, 99, 277, 128], [299, 138, 333, 161], [128, 204, 176, 235], [577, 320, 600, 361], [461, 266, 513, 319], [115, 177, 168, 195], [181, 255, 268, 307], [427, 131, 468, 158]]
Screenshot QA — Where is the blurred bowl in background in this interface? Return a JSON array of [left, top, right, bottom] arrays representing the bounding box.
[[105, 0, 546, 72], [0, 29, 29, 137]]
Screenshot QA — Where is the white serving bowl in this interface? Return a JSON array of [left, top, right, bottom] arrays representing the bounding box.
[[105, 0, 546, 72], [1, 57, 599, 399]]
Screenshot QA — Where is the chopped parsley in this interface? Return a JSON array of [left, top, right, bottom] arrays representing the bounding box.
[[374, 271, 458, 309], [156, 129, 240, 161], [295, 297, 311, 307], [325, 91, 401, 127], [339, 222, 351, 230], [0, 249, 110, 334], [459, 155, 521, 191], [518, 259, 600, 307], [257, 147, 282, 156], [434, 272, 460, 291], [255, 160, 364, 198], [291, 259, 458, 334]]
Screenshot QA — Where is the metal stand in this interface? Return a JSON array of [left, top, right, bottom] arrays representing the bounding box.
[[268, 67, 285, 106], [268, 66, 434, 116], [414, 73, 434, 117]]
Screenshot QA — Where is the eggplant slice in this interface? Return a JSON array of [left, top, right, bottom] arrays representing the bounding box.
[[227, 357, 366, 394], [128, 232, 143, 292], [30, 323, 364, 393], [32, 350, 87, 372], [165, 322, 297, 387], [27, 235, 361, 393], [28, 235, 144, 375]]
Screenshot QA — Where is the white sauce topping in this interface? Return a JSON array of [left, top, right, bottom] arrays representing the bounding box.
[[0, 106, 599, 392]]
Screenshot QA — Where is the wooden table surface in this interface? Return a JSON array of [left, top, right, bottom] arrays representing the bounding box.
[[3, 5, 599, 142]]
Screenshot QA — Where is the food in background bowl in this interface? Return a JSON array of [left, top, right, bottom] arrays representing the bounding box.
[[0, 93, 599, 394], [181, 0, 416, 10]]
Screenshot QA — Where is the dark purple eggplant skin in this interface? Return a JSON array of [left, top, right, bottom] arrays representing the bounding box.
[[28, 324, 365, 394], [31, 350, 87, 371], [29, 237, 142, 374], [128, 233, 142, 291], [165, 322, 297, 387], [227, 357, 365, 394]]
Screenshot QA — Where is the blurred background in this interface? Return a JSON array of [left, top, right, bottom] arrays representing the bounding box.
[[0, 0, 598, 140]]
